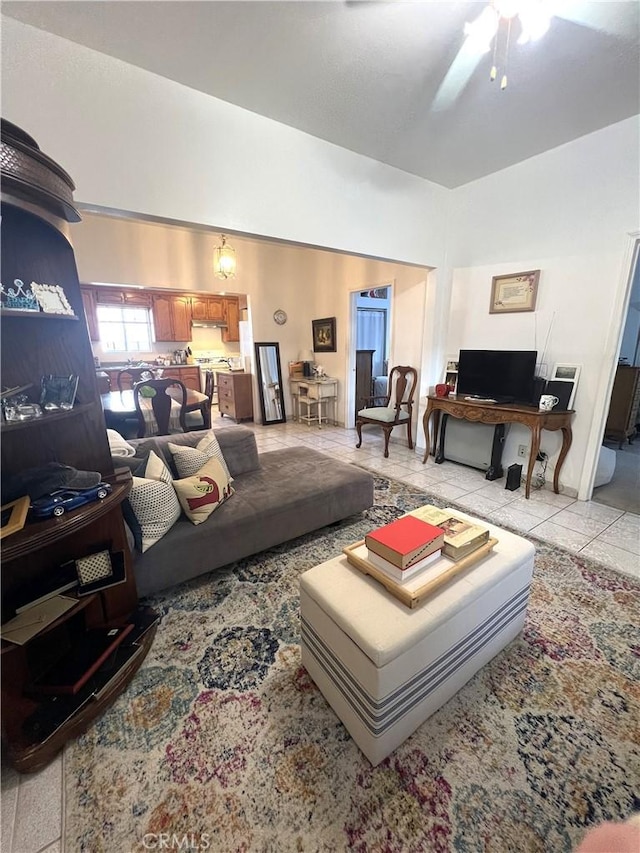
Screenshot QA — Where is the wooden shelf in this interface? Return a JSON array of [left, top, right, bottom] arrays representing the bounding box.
[[0, 402, 95, 433], [1, 595, 97, 655], [3, 609, 158, 774], [0, 309, 79, 321], [0, 475, 132, 564]]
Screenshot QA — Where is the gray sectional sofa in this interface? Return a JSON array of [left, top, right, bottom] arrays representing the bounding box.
[[113, 424, 374, 597]]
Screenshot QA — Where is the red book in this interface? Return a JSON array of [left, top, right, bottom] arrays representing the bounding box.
[[365, 515, 445, 569]]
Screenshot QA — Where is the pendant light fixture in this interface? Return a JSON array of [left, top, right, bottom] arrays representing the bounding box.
[[214, 234, 236, 279]]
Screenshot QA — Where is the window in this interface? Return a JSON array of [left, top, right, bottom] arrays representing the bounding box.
[[97, 305, 152, 352]]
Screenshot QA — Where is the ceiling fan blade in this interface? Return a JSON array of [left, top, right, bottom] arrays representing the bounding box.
[[431, 40, 485, 112]]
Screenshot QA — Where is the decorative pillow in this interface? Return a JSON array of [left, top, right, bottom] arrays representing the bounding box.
[[173, 457, 234, 525], [169, 431, 233, 481], [134, 449, 174, 485], [124, 476, 182, 552]]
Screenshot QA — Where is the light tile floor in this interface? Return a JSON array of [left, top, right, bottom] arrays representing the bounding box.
[[3, 421, 638, 853]]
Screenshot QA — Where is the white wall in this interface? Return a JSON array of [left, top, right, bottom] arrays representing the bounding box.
[[1, 17, 449, 269], [71, 213, 428, 424], [447, 118, 640, 497], [3, 17, 639, 494]]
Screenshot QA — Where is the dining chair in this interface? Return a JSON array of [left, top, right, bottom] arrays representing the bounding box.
[[181, 369, 214, 431], [116, 367, 156, 391], [355, 365, 418, 458], [133, 377, 189, 437]]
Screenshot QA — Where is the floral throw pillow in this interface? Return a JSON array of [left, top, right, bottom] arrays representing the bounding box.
[[173, 457, 234, 525]]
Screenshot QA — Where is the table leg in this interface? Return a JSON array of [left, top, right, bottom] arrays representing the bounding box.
[[422, 407, 435, 463], [554, 425, 573, 493]]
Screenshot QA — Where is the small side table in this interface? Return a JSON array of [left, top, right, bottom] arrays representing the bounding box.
[[289, 378, 338, 427]]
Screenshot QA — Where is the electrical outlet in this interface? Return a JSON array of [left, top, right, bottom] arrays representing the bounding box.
[[518, 444, 528, 458]]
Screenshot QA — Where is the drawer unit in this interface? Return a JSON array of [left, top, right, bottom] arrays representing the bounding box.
[[605, 365, 640, 446], [216, 371, 253, 422]]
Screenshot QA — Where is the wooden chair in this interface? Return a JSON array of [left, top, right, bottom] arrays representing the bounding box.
[[133, 377, 189, 437], [355, 365, 418, 458], [183, 369, 214, 430], [116, 367, 156, 391]]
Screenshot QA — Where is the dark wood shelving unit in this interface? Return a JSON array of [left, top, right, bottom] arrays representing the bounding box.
[[1, 119, 157, 774], [1, 475, 131, 563], [0, 402, 94, 433], [0, 309, 79, 321]]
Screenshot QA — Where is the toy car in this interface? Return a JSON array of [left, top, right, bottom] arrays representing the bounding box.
[[30, 482, 112, 519]]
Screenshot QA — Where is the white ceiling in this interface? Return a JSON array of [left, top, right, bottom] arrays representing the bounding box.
[[3, 1, 639, 188]]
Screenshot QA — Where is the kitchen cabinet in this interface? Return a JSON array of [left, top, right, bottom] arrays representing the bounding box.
[[94, 287, 151, 307], [162, 366, 201, 393], [222, 297, 240, 343], [152, 293, 192, 342], [605, 365, 640, 446], [216, 371, 253, 422], [191, 295, 225, 323], [80, 286, 100, 342]]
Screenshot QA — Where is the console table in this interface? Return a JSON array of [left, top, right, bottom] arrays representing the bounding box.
[[289, 378, 338, 426], [422, 396, 575, 499]]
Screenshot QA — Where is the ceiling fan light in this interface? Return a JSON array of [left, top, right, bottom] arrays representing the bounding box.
[[517, 6, 551, 43], [464, 6, 499, 54], [214, 234, 236, 280], [494, 0, 524, 20]]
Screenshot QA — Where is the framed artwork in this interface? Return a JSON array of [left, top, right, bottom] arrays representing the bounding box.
[[31, 283, 74, 316], [40, 374, 79, 410], [0, 496, 30, 540], [312, 317, 336, 352], [549, 363, 581, 409], [489, 270, 540, 314], [551, 363, 581, 383]]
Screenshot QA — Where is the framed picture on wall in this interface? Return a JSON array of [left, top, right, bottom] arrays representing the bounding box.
[[312, 317, 336, 352], [489, 270, 540, 314]]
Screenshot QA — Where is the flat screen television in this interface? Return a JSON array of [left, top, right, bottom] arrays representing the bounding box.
[[456, 350, 537, 405]]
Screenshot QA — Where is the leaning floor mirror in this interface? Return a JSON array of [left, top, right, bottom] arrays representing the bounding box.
[[254, 342, 286, 425]]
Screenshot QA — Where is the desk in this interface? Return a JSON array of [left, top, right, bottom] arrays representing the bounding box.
[[422, 396, 574, 499], [289, 378, 338, 426]]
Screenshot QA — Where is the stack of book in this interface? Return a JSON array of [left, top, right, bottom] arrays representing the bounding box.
[[408, 505, 490, 561], [364, 515, 445, 584]]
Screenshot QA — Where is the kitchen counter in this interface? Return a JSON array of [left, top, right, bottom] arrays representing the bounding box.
[[97, 364, 202, 393]]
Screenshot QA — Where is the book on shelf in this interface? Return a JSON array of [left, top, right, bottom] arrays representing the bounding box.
[[365, 515, 445, 569], [407, 505, 490, 561], [366, 547, 442, 583], [27, 623, 136, 696]]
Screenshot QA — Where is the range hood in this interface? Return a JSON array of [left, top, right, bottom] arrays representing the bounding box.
[[191, 320, 228, 328]]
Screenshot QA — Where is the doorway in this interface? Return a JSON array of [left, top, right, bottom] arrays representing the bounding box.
[[348, 285, 393, 427], [591, 237, 640, 514]]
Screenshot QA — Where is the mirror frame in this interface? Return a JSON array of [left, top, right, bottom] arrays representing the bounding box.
[[254, 341, 286, 425]]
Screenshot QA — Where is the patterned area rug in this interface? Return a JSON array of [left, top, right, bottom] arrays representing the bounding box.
[[64, 476, 640, 852]]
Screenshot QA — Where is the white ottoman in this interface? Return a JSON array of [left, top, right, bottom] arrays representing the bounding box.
[[299, 509, 535, 766]]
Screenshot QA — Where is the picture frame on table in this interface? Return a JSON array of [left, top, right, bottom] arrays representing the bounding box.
[[312, 317, 336, 352], [0, 495, 30, 540], [31, 283, 74, 316], [548, 363, 581, 410], [489, 270, 540, 314]]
